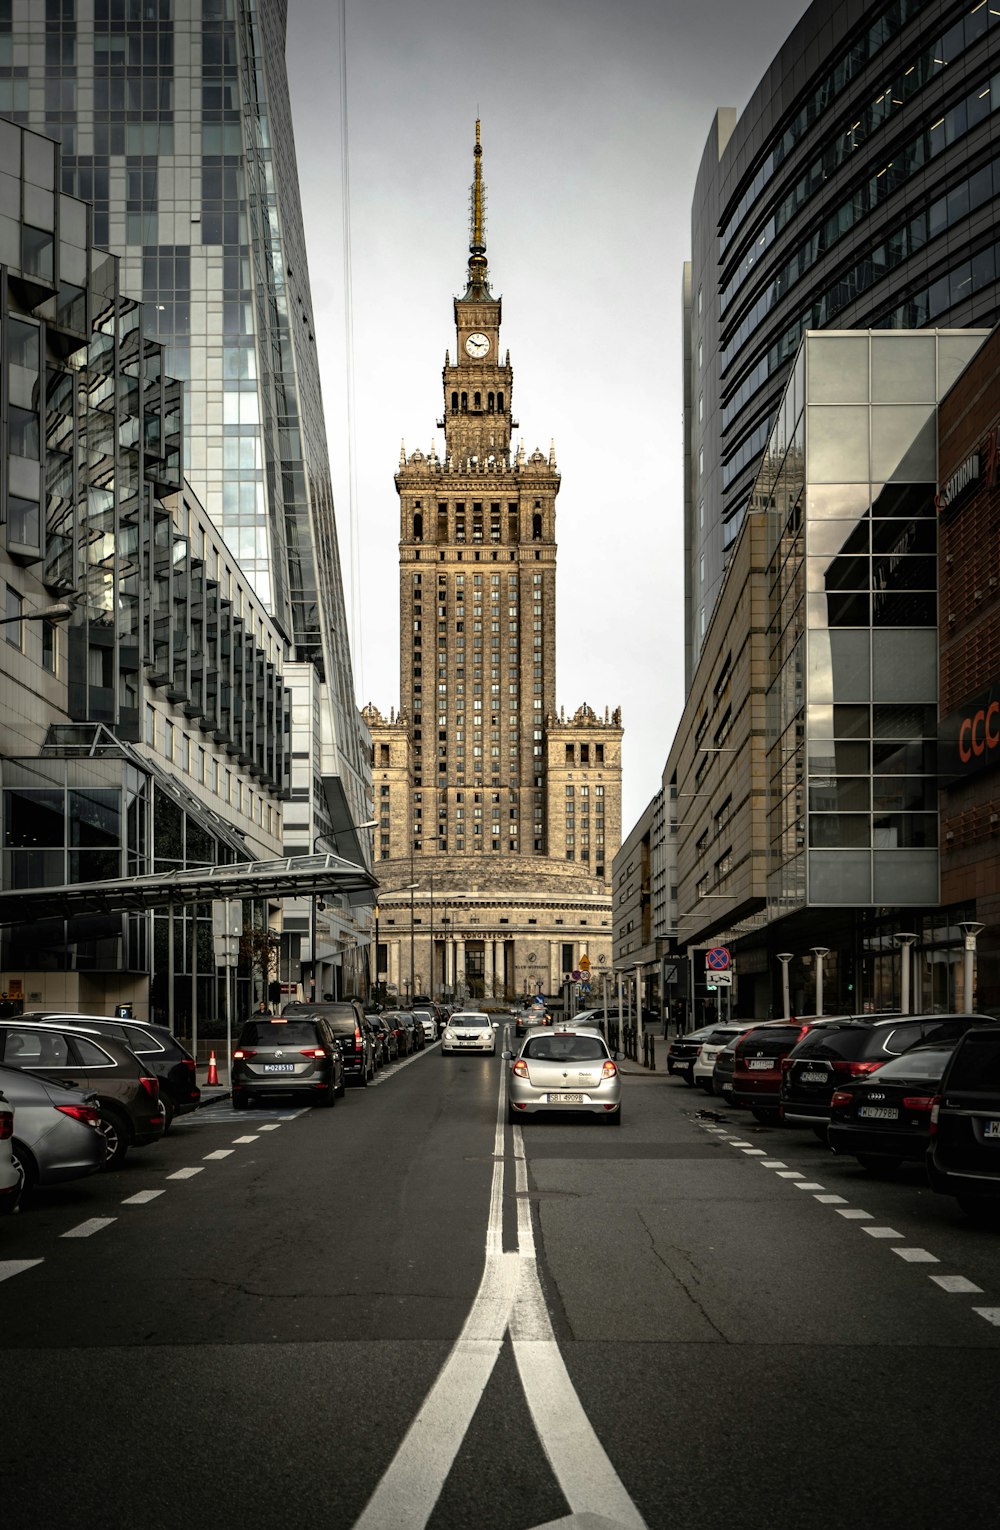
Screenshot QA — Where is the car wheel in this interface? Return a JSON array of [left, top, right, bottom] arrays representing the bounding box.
[[856, 1153, 901, 1173], [507, 1102, 519, 1124], [97, 1106, 130, 1169], [356, 1064, 368, 1088], [232, 1092, 250, 1111], [605, 1109, 622, 1126], [159, 1091, 176, 1131], [750, 1107, 781, 1126], [812, 1124, 830, 1143], [336, 1074, 346, 1098], [319, 1081, 336, 1108], [9, 1140, 36, 1200], [683, 1070, 696, 1087], [956, 1195, 1000, 1225]]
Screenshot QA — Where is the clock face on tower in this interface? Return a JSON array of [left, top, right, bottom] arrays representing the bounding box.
[[465, 331, 490, 358]]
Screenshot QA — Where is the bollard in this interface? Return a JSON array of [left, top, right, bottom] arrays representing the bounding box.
[[648, 1034, 655, 1071]]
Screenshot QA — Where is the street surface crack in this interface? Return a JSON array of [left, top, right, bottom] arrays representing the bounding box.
[[636, 1209, 730, 1343]]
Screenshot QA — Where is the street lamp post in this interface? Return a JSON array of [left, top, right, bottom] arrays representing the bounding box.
[[895, 933, 917, 1015], [810, 947, 830, 1017], [777, 952, 794, 1021], [960, 920, 985, 1011], [404, 881, 419, 1003], [0, 599, 76, 629]]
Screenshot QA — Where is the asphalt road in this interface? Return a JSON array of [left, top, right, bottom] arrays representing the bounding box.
[[3, 1030, 1000, 1530]]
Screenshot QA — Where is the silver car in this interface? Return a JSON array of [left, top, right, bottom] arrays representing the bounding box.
[[0, 1063, 105, 1195], [0, 1084, 18, 1214], [505, 1027, 622, 1124]]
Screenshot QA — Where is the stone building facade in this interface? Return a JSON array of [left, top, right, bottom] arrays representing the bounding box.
[[366, 124, 622, 1005]]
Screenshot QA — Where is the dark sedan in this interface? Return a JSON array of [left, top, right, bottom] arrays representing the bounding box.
[[22, 1013, 200, 1129], [828, 1043, 956, 1171]]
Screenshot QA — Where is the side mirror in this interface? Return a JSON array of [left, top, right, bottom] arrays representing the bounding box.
[[502, 1049, 513, 1060]]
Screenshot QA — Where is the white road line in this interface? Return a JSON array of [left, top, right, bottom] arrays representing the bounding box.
[[760, 1160, 787, 1168], [930, 1274, 983, 1294], [166, 1166, 203, 1180], [793, 1182, 825, 1190], [203, 1149, 234, 1161], [741, 1148, 767, 1155], [862, 1226, 902, 1239], [835, 1208, 873, 1220], [232, 1135, 258, 1144], [776, 1170, 804, 1179], [257, 1122, 283, 1131], [0, 1259, 43, 1282], [121, 1190, 165, 1205], [62, 1217, 115, 1239], [893, 1247, 939, 1263], [728, 1140, 753, 1147], [972, 1307, 1000, 1325], [814, 1194, 848, 1204], [354, 1035, 647, 1530]]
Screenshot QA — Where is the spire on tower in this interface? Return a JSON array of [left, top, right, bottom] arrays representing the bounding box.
[[464, 119, 491, 299]]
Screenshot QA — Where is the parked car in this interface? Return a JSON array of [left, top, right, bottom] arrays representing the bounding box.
[[441, 1012, 497, 1056], [280, 1000, 378, 1086], [231, 1013, 346, 1109], [0, 1021, 163, 1168], [0, 1063, 104, 1197], [505, 1026, 622, 1123], [22, 1013, 200, 1128], [730, 1018, 850, 1123], [412, 1008, 439, 1043], [781, 1013, 990, 1132], [366, 1014, 397, 1064], [827, 1042, 958, 1172], [402, 1011, 426, 1052], [928, 1024, 1000, 1222], [692, 1023, 751, 1091], [712, 1036, 741, 1100], [667, 1025, 725, 1085], [0, 1083, 18, 1215], [382, 1010, 413, 1057]]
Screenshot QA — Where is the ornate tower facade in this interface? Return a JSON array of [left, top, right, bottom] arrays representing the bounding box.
[[367, 125, 622, 1005]]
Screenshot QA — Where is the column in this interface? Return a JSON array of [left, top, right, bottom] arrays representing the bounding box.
[[484, 939, 494, 999], [456, 938, 466, 999]]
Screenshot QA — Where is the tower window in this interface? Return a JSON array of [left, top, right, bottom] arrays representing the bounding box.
[[451, 391, 458, 412], [532, 513, 542, 540], [498, 392, 504, 412], [413, 511, 423, 540], [487, 392, 494, 412], [461, 392, 468, 412], [474, 391, 481, 409]]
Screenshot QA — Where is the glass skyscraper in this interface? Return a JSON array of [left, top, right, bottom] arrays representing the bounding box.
[[2, 0, 371, 853]]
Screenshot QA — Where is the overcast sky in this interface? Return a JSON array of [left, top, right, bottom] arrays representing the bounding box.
[[285, 0, 809, 828]]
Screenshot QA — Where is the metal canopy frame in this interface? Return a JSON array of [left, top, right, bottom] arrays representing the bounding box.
[[0, 852, 377, 924]]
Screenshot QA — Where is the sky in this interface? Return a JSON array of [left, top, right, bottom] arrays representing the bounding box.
[[285, 0, 810, 829]]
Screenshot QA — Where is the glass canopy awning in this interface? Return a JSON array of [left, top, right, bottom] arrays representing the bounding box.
[[0, 853, 378, 924]]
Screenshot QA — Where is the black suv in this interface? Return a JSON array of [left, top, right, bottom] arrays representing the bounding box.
[[928, 1024, 1000, 1222], [280, 1001, 377, 1086], [22, 1013, 200, 1128], [781, 1014, 983, 1130], [0, 1020, 163, 1167], [232, 1014, 345, 1109]]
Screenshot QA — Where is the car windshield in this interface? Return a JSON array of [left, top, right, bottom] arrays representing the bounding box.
[[790, 1025, 864, 1060], [451, 1016, 487, 1028], [523, 1035, 607, 1062], [239, 1022, 321, 1046]]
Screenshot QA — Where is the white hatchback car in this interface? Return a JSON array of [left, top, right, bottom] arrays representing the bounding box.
[[441, 1012, 496, 1055], [692, 1023, 751, 1091]]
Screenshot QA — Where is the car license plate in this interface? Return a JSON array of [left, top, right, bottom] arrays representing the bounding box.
[[801, 1070, 827, 1083], [549, 1092, 583, 1104], [858, 1105, 897, 1120], [983, 1120, 1000, 1138], [263, 1063, 295, 1073], [748, 1058, 772, 1070]]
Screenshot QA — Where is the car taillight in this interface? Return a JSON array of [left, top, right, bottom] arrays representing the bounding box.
[[848, 1060, 884, 1078], [354, 1028, 363, 1050], [780, 1057, 794, 1073], [182, 1058, 196, 1073], [512, 1058, 529, 1077], [601, 1060, 618, 1078], [929, 1096, 941, 1134], [139, 1074, 159, 1099], [903, 1094, 935, 1112], [56, 1103, 100, 1129], [233, 1048, 257, 1060], [0, 1110, 12, 1140], [300, 1047, 327, 1059], [830, 1089, 853, 1108]]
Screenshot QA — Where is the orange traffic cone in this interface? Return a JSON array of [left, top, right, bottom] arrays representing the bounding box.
[[206, 1050, 219, 1086]]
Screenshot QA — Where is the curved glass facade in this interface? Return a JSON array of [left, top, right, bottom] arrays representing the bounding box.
[[686, 0, 1000, 682]]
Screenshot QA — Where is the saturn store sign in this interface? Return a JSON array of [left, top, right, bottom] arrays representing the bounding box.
[[940, 685, 1000, 782]]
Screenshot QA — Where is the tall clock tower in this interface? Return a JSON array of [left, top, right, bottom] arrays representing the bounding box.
[[365, 123, 622, 1007]]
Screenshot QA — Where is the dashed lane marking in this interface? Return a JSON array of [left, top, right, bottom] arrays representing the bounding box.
[[0, 1259, 43, 1282], [793, 1181, 825, 1190], [893, 1247, 939, 1263], [861, 1226, 903, 1238], [972, 1308, 1000, 1325], [62, 1217, 115, 1239], [815, 1194, 848, 1204], [257, 1123, 283, 1132], [203, 1149, 234, 1161], [760, 1160, 787, 1168], [166, 1167, 203, 1180], [232, 1135, 258, 1144], [121, 1190, 165, 1205], [835, 1208, 873, 1220], [741, 1148, 768, 1155], [776, 1170, 804, 1179], [930, 1274, 983, 1294]]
